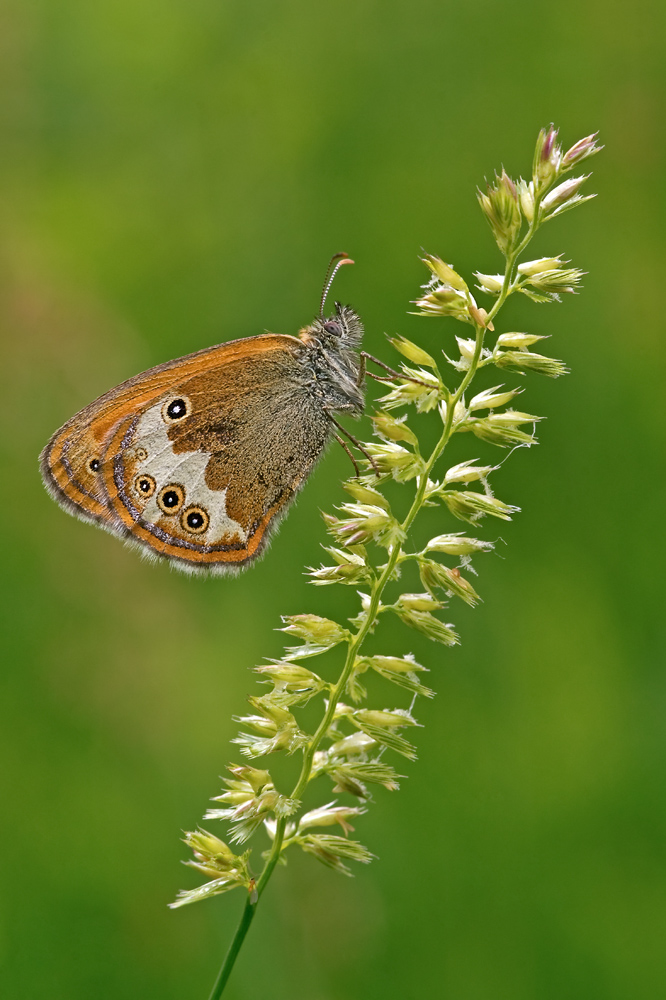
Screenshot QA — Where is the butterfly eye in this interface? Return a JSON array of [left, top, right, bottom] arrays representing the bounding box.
[[181, 505, 209, 534], [87, 457, 100, 473], [162, 396, 191, 423], [135, 474, 156, 498], [157, 484, 185, 514], [323, 320, 342, 336]]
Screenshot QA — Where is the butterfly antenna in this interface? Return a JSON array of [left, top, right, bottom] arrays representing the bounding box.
[[320, 252, 354, 318]]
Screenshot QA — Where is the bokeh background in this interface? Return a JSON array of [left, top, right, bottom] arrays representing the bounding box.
[[2, 1, 665, 997]]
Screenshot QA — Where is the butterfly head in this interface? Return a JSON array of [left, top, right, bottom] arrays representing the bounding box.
[[309, 301, 364, 350]]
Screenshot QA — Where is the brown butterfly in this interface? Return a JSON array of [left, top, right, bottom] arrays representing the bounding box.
[[40, 255, 378, 575]]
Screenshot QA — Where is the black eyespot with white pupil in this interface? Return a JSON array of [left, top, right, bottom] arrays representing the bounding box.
[[157, 484, 185, 514], [135, 474, 156, 498], [162, 396, 191, 423], [323, 320, 342, 336], [167, 399, 186, 418], [88, 458, 100, 473], [181, 505, 209, 534]]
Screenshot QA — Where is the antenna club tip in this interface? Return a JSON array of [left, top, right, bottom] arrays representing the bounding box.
[[320, 252, 355, 316]]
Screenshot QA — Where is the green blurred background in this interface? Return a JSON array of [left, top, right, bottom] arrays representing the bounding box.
[[2, 1, 665, 997]]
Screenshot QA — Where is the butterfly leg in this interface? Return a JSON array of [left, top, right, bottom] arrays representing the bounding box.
[[359, 351, 434, 388], [333, 432, 361, 477], [326, 412, 380, 477]]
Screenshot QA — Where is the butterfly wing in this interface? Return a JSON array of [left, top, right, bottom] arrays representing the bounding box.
[[41, 335, 331, 572]]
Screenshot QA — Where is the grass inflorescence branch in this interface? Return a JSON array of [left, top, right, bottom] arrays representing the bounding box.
[[172, 125, 601, 1000]]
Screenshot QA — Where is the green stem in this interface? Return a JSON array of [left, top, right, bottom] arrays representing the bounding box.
[[207, 893, 257, 1000], [207, 205, 546, 995]]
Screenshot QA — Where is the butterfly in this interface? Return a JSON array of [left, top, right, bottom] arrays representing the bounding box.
[[40, 255, 377, 575]]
